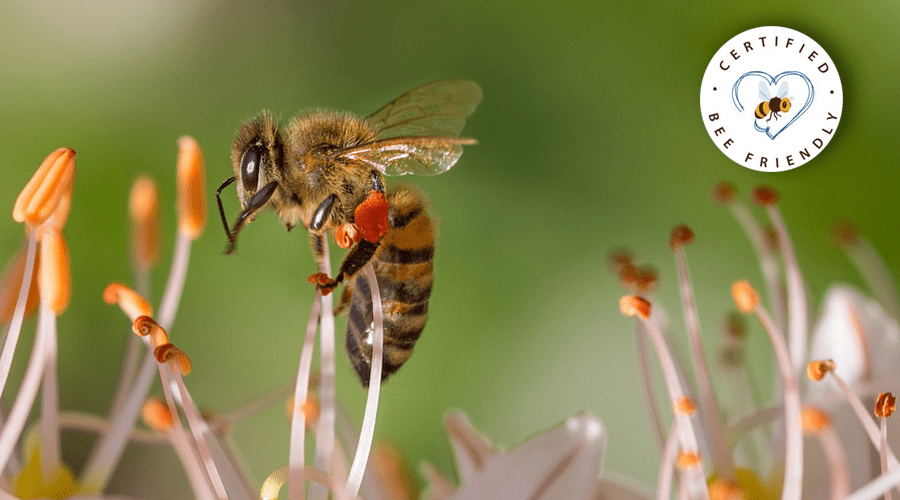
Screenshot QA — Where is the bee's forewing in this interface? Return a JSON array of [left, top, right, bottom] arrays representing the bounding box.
[[367, 79, 482, 139]]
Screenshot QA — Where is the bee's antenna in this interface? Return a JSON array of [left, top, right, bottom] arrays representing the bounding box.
[[216, 176, 237, 246], [225, 181, 278, 255]]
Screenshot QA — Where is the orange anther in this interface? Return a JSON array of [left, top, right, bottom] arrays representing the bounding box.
[[141, 397, 175, 432], [674, 396, 696, 416], [46, 164, 75, 232], [876, 392, 896, 418], [103, 283, 153, 321], [709, 479, 745, 500], [712, 181, 737, 205], [286, 395, 320, 425], [806, 360, 835, 382], [731, 280, 759, 314], [751, 185, 779, 206], [619, 295, 651, 320], [669, 225, 695, 249], [39, 228, 71, 314], [607, 248, 633, 271], [832, 220, 860, 248], [801, 406, 831, 435], [13, 148, 76, 226], [633, 265, 659, 292], [130, 175, 161, 271], [133, 315, 170, 347], [154, 343, 192, 376], [176, 136, 206, 240], [676, 450, 701, 470], [354, 190, 389, 243]]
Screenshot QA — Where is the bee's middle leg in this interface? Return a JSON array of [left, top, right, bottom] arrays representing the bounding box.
[[309, 239, 380, 295]]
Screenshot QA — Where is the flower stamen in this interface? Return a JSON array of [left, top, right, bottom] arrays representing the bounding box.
[[671, 225, 735, 479], [753, 185, 808, 374], [733, 279, 803, 500], [802, 406, 850, 500]]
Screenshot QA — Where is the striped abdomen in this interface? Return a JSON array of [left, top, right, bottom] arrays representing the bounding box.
[[754, 101, 771, 119], [344, 187, 434, 386]]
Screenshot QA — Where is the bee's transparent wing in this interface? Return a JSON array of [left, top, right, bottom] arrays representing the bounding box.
[[366, 79, 482, 139], [759, 81, 772, 101], [777, 80, 789, 98], [336, 136, 476, 176]]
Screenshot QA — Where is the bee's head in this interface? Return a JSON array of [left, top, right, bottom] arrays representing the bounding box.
[[231, 111, 284, 208], [780, 98, 791, 113], [217, 111, 284, 254]]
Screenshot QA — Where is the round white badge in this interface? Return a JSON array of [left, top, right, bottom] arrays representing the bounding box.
[[700, 26, 843, 172]]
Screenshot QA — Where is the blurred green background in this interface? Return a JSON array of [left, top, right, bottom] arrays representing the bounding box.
[[1, 0, 898, 496]]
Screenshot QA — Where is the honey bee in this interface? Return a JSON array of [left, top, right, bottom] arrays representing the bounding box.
[[754, 80, 791, 122], [216, 79, 481, 385]]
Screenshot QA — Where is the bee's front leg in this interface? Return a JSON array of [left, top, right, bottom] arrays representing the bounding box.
[[308, 174, 389, 295]]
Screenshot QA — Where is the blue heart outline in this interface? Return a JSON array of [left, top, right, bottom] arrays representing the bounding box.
[[731, 71, 814, 140]]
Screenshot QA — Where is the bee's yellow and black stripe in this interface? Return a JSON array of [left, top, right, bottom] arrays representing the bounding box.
[[754, 101, 771, 119], [344, 187, 434, 386]]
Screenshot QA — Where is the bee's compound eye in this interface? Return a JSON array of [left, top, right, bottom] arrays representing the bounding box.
[[240, 144, 264, 192], [781, 100, 791, 112]]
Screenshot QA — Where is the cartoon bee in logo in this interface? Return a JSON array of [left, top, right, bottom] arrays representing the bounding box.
[[755, 80, 791, 122], [216, 79, 481, 385]]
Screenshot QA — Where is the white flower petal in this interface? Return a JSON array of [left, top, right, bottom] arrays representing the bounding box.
[[445, 411, 498, 483], [453, 414, 606, 500], [594, 473, 653, 500], [808, 285, 900, 391], [806, 285, 900, 490]]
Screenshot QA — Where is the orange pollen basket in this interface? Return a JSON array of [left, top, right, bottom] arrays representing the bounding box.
[[354, 190, 390, 243]]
